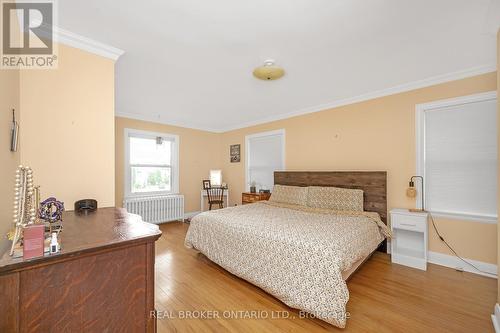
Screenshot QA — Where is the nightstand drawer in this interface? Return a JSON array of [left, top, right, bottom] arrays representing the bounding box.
[[392, 214, 426, 233]]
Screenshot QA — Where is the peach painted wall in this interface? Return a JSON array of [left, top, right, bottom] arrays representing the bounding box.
[[220, 72, 497, 264], [115, 117, 222, 213], [0, 70, 20, 236], [19, 44, 116, 210], [497, 29, 500, 300]]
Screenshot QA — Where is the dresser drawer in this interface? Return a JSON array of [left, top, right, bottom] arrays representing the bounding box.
[[242, 192, 271, 204], [242, 193, 259, 204], [391, 214, 427, 233]]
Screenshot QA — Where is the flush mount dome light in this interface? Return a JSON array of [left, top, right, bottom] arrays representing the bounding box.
[[253, 59, 285, 80]]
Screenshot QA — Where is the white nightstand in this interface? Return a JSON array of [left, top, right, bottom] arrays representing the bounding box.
[[390, 209, 428, 270]]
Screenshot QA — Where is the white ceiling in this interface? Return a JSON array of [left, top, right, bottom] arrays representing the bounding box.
[[58, 0, 500, 132]]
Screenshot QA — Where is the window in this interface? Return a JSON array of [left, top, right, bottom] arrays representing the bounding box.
[[245, 129, 285, 191], [416, 92, 497, 223], [125, 129, 179, 197]]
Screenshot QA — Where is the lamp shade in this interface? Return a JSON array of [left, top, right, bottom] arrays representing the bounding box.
[[406, 187, 417, 198]]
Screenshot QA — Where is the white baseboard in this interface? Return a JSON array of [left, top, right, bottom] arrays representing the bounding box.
[[427, 251, 497, 278], [184, 211, 200, 220], [492, 304, 500, 333]]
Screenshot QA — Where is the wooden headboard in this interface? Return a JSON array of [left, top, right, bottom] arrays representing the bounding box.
[[274, 171, 387, 224]]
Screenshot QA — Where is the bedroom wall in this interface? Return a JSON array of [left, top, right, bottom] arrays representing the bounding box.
[[497, 29, 500, 301], [0, 69, 20, 238], [19, 44, 116, 210], [220, 72, 498, 265], [115, 117, 222, 213]]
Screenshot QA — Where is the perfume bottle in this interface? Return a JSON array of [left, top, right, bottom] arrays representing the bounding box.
[[49, 232, 59, 254]]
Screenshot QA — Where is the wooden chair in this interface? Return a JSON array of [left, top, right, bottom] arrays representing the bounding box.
[[206, 186, 225, 210]]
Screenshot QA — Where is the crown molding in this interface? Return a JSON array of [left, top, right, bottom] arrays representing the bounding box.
[[116, 64, 496, 133], [24, 18, 124, 61], [54, 26, 124, 61], [217, 64, 497, 132], [115, 111, 221, 133]]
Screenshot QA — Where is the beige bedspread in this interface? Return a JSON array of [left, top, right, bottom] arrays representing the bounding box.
[[184, 201, 390, 328]]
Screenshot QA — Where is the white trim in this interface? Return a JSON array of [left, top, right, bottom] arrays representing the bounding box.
[[415, 91, 498, 223], [55, 26, 124, 61], [427, 251, 497, 278], [492, 304, 500, 333], [222, 65, 496, 132], [427, 211, 497, 224], [24, 18, 124, 61], [115, 111, 221, 133], [220, 65, 497, 132], [114, 65, 496, 133], [124, 128, 180, 199], [245, 129, 286, 192], [416, 91, 497, 113]]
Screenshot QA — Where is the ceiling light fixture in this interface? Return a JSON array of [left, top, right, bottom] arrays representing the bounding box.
[[253, 59, 285, 81]]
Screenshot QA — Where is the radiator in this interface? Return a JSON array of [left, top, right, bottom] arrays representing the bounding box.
[[123, 195, 185, 224]]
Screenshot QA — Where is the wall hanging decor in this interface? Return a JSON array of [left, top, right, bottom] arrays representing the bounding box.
[[230, 144, 240, 163], [10, 109, 18, 152]]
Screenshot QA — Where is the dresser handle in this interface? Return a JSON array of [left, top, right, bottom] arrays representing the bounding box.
[[400, 223, 416, 227]]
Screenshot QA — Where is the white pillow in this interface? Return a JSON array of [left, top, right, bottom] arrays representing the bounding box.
[[307, 186, 364, 211], [269, 185, 308, 206]]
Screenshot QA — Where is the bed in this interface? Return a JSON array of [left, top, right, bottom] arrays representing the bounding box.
[[185, 171, 390, 328]]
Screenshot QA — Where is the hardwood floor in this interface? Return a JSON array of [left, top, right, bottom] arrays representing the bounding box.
[[155, 222, 497, 333]]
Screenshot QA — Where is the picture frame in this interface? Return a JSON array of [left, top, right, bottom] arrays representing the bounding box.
[[202, 179, 211, 190], [230, 144, 240, 163]]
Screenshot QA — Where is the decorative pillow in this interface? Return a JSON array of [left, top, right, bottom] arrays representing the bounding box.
[[269, 185, 308, 206], [307, 186, 364, 211]]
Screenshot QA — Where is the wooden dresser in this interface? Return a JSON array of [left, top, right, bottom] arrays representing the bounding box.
[[242, 192, 271, 205], [0, 208, 161, 333]]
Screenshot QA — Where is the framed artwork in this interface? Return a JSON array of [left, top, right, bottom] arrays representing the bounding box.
[[230, 144, 240, 163], [202, 179, 211, 190]]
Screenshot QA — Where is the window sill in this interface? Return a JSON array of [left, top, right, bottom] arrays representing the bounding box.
[[125, 191, 179, 199], [429, 211, 497, 224]]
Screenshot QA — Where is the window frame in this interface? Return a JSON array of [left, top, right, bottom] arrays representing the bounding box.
[[124, 128, 179, 198], [245, 129, 286, 192], [415, 91, 497, 224]]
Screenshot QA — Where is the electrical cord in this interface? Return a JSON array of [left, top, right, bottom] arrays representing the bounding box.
[[429, 212, 496, 277]]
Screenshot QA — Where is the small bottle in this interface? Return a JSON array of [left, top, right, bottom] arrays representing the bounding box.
[[49, 232, 59, 254]]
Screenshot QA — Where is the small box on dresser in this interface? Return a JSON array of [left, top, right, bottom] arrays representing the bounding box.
[[390, 209, 428, 270]]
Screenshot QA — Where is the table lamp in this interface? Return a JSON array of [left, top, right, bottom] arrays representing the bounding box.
[[406, 175, 425, 212]]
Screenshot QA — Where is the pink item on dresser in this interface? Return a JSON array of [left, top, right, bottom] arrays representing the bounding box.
[[23, 224, 45, 260]]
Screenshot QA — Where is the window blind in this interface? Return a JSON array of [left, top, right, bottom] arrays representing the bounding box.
[[424, 98, 497, 219], [247, 132, 284, 191]]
